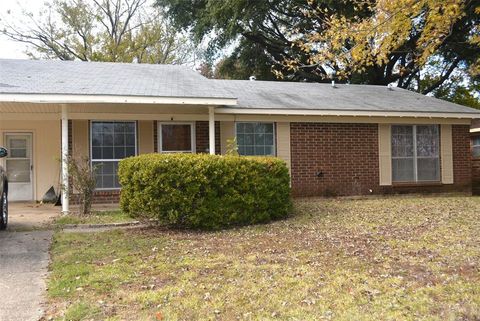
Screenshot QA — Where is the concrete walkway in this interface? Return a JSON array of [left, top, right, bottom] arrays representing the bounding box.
[[0, 230, 53, 321], [0, 203, 59, 321]]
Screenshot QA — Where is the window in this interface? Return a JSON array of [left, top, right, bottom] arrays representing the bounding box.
[[91, 121, 137, 189], [236, 122, 275, 156], [391, 125, 440, 182], [158, 123, 195, 153], [473, 137, 480, 158]]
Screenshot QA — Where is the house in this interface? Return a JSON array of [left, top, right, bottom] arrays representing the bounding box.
[[0, 59, 479, 213]]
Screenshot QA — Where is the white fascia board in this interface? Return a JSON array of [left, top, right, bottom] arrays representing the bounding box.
[[0, 94, 237, 106], [215, 107, 480, 119], [470, 128, 480, 133]]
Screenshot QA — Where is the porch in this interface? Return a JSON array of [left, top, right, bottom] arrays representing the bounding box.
[[0, 100, 229, 214]]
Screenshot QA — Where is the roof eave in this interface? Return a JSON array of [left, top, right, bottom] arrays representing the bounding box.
[[215, 107, 480, 119], [0, 93, 238, 106]]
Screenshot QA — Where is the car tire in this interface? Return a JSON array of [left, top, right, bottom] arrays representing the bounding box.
[[0, 190, 7, 230]]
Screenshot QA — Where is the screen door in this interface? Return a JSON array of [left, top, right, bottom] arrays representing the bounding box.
[[4, 133, 33, 201]]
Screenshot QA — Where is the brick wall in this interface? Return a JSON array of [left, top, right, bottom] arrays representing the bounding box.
[[290, 123, 472, 197], [195, 121, 221, 154], [70, 190, 121, 205], [290, 123, 379, 197]]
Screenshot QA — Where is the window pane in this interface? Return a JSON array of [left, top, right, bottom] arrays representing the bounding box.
[[264, 146, 274, 155], [392, 125, 413, 157], [125, 147, 136, 157], [473, 146, 480, 158], [161, 124, 192, 152], [392, 158, 414, 182], [255, 146, 265, 155], [244, 123, 254, 133], [416, 125, 439, 157], [92, 161, 119, 189], [236, 122, 275, 156], [102, 147, 114, 159], [417, 158, 439, 181], [114, 147, 125, 159], [6, 159, 30, 182], [265, 134, 274, 145], [91, 121, 136, 189], [254, 133, 265, 145]]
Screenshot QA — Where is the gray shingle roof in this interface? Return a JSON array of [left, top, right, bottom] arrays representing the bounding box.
[[0, 59, 233, 99], [212, 79, 480, 115], [0, 59, 478, 116]]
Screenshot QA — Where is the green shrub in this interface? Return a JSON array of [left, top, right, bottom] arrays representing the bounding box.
[[118, 153, 292, 229]]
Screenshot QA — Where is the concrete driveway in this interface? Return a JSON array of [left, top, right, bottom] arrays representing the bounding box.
[[0, 203, 59, 321]]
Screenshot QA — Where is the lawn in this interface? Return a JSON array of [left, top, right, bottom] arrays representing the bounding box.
[[46, 196, 480, 321], [54, 210, 136, 226]]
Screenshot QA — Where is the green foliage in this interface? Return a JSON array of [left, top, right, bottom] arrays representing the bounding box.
[[118, 153, 292, 229], [0, 0, 196, 64], [225, 137, 239, 156], [158, 0, 479, 98]]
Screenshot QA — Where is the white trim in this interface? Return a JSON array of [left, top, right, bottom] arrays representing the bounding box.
[[215, 107, 480, 119], [470, 128, 480, 133], [90, 120, 138, 191], [235, 121, 276, 156], [208, 107, 215, 155], [61, 105, 69, 213], [157, 122, 196, 153], [0, 93, 237, 106]]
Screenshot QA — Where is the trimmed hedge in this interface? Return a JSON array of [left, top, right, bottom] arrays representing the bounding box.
[[118, 153, 292, 229]]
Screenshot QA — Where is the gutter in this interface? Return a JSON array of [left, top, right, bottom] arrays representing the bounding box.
[[0, 93, 238, 106], [215, 107, 480, 119]]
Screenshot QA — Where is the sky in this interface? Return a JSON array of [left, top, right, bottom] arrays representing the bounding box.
[[0, 0, 44, 59]]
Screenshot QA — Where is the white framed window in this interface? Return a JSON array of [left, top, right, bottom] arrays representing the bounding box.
[[90, 121, 137, 190], [391, 124, 440, 183], [236, 122, 275, 156], [473, 136, 480, 158], [158, 122, 195, 153]]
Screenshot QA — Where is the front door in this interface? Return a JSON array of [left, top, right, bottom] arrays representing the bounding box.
[[4, 133, 33, 201]]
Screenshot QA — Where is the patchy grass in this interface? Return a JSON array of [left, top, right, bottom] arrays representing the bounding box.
[[54, 210, 135, 226], [46, 196, 480, 320]]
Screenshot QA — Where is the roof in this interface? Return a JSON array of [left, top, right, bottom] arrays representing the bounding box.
[[0, 59, 479, 117], [0, 59, 234, 100], [213, 79, 480, 115]]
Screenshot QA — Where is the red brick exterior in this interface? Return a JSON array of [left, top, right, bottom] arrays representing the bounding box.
[[70, 121, 473, 204], [290, 123, 380, 196], [290, 123, 472, 197], [195, 121, 221, 154]]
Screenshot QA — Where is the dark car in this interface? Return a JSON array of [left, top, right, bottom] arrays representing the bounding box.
[[0, 147, 8, 230]]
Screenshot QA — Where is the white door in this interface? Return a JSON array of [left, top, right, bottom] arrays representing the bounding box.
[[4, 133, 33, 201]]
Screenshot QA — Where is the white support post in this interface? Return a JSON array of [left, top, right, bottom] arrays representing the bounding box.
[[208, 106, 215, 155], [61, 104, 69, 214]]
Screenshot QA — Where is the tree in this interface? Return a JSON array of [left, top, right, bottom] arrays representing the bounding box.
[[157, 0, 479, 98], [0, 0, 197, 64], [291, 0, 479, 95]]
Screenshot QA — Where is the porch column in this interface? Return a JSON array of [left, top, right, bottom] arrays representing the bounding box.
[[208, 106, 215, 155], [61, 104, 69, 214]]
